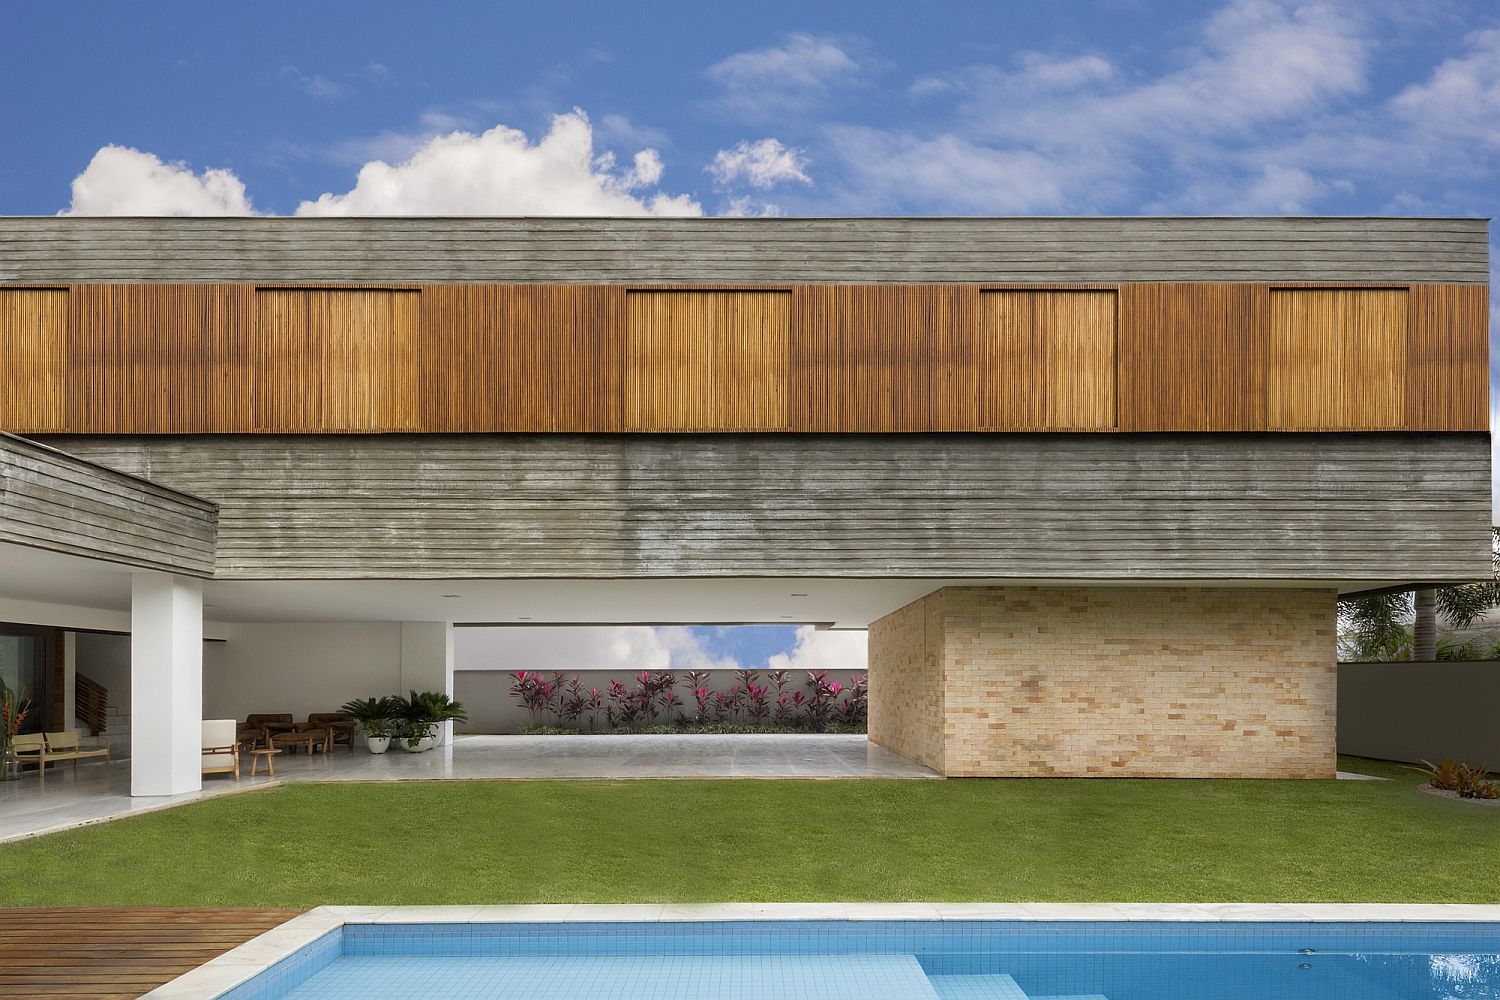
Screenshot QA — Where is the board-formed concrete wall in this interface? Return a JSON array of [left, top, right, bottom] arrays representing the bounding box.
[[1337, 661, 1500, 766], [39, 432, 1489, 581], [1, 217, 1485, 284], [870, 586, 1337, 778]]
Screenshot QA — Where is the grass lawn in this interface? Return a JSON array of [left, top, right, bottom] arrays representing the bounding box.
[[1, 757, 1494, 907]]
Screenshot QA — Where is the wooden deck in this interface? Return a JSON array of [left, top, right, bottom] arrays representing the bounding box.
[[0, 907, 303, 999]]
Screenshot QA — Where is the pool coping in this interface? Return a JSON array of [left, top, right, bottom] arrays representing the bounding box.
[[143, 901, 1500, 999]]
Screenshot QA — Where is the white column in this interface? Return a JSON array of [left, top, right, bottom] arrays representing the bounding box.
[[131, 573, 203, 796], [400, 622, 455, 744]]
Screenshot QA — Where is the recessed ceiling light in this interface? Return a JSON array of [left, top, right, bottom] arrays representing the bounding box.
[[440, 594, 462, 599]]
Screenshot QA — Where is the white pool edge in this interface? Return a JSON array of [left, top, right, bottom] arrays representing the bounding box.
[[143, 901, 1500, 999]]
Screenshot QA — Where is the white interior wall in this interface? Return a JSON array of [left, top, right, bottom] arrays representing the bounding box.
[[203, 621, 405, 723]]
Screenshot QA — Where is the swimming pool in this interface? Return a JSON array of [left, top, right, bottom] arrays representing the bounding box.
[[213, 917, 1500, 999]]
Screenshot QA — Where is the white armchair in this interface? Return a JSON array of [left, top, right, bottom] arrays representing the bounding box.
[[202, 719, 240, 780]]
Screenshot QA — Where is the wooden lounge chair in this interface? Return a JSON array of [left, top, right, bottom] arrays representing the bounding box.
[[202, 719, 240, 780], [307, 713, 356, 752]]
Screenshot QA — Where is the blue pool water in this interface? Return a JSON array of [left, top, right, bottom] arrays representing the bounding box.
[[221, 920, 1500, 999]]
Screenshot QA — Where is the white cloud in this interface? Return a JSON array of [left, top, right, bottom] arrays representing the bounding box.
[[707, 33, 863, 118], [707, 138, 810, 189], [808, 0, 1374, 215], [455, 624, 866, 675], [821, 127, 1076, 214], [61, 145, 254, 216], [1390, 28, 1500, 151], [767, 627, 868, 674], [296, 110, 701, 216], [279, 65, 355, 102]]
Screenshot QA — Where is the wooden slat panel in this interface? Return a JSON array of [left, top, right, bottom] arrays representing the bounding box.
[[980, 289, 1117, 430], [792, 285, 975, 431], [254, 288, 419, 432], [1406, 284, 1488, 431], [0, 907, 301, 1000], [1118, 283, 1267, 431], [1269, 288, 1407, 430], [421, 284, 621, 431], [68, 284, 253, 433], [0, 289, 67, 433], [625, 290, 790, 431]]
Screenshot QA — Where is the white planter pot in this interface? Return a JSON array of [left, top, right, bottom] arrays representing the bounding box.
[[401, 726, 438, 752], [366, 736, 391, 754]]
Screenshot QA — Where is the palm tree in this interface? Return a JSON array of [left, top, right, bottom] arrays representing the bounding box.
[[1338, 528, 1500, 661]]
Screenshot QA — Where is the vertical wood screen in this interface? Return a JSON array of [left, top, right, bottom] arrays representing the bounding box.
[[1268, 288, 1408, 430], [1405, 284, 1487, 431], [980, 289, 1117, 430], [68, 284, 254, 433], [0, 289, 68, 433], [792, 285, 976, 431], [0, 281, 1485, 434], [422, 284, 620, 431], [254, 289, 420, 432], [1118, 283, 1267, 431], [625, 290, 791, 431]]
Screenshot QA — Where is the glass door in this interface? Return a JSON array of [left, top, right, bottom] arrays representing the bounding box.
[[0, 625, 53, 735]]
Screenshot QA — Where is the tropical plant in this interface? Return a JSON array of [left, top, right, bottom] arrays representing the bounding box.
[[804, 671, 842, 732], [1339, 528, 1500, 661], [395, 690, 467, 726], [395, 719, 432, 749], [683, 670, 712, 724], [1413, 758, 1500, 799], [1, 675, 32, 749], [511, 672, 556, 728], [837, 674, 869, 727], [339, 696, 400, 738]]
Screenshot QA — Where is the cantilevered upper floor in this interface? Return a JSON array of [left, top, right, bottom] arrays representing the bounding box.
[[0, 216, 1487, 436]]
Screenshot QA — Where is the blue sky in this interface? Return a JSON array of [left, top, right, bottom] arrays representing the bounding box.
[[4, 0, 1497, 667]]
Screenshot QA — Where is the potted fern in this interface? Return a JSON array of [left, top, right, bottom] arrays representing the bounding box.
[[339, 696, 399, 754], [393, 690, 467, 751]]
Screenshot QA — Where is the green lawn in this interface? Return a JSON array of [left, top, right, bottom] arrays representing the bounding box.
[[2, 758, 1493, 907]]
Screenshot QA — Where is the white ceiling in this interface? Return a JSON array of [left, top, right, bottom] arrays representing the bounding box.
[[0, 541, 1396, 630]]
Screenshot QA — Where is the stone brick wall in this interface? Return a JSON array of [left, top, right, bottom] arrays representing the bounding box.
[[869, 586, 1337, 778], [867, 596, 946, 771]]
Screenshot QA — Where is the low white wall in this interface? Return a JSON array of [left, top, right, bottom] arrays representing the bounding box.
[[1337, 660, 1500, 765], [457, 668, 868, 734]]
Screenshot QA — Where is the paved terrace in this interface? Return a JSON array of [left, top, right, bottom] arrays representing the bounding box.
[[0, 734, 937, 843]]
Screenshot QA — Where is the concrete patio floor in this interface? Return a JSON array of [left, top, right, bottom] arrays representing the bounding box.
[[0, 733, 936, 843]]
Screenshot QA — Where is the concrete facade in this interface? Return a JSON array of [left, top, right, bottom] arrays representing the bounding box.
[[870, 586, 1338, 778], [40, 433, 1490, 581]]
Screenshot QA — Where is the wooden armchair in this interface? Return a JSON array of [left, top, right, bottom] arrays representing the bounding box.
[[238, 713, 294, 749], [202, 719, 240, 780], [307, 713, 356, 752]]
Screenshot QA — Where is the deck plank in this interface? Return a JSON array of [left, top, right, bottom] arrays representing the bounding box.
[[0, 907, 302, 999]]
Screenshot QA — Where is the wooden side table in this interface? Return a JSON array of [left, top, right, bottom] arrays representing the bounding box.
[[250, 748, 281, 777]]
